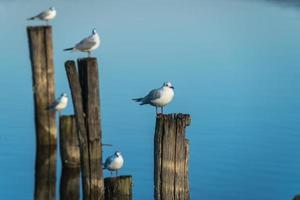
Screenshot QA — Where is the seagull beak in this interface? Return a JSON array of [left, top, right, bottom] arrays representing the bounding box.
[[170, 86, 174, 89]]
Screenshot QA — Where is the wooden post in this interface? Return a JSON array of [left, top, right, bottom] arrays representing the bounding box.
[[154, 113, 191, 200], [77, 58, 104, 200], [65, 58, 104, 200], [104, 176, 132, 200], [184, 139, 190, 200], [59, 115, 80, 200], [293, 195, 300, 200], [27, 26, 56, 200]]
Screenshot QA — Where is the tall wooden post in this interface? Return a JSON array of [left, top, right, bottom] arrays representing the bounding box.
[[27, 26, 56, 200], [65, 58, 104, 200], [293, 195, 300, 200], [59, 115, 80, 200], [77, 58, 104, 200], [154, 113, 191, 200], [104, 176, 132, 200]]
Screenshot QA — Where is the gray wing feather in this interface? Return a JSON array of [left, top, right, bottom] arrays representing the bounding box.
[[38, 10, 50, 19], [75, 36, 97, 50], [141, 89, 161, 105], [104, 155, 115, 169], [48, 97, 61, 110]]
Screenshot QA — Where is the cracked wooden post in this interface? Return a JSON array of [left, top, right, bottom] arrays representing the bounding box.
[[59, 115, 80, 200], [293, 195, 300, 200], [104, 176, 132, 200], [65, 58, 104, 200], [27, 26, 56, 200], [154, 113, 191, 200]]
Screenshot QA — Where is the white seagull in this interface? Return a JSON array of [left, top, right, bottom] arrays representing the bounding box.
[[64, 29, 100, 57], [103, 151, 124, 176], [27, 7, 56, 25], [48, 93, 68, 116], [133, 81, 175, 114]]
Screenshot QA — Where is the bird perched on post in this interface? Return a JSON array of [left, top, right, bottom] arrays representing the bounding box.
[[133, 81, 175, 114], [27, 7, 56, 25], [64, 29, 100, 57], [48, 93, 68, 116], [103, 151, 124, 177]]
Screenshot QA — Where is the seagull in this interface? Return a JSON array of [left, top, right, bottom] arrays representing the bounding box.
[[64, 29, 100, 57], [133, 81, 175, 114], [103, 151, 124, 176], [48, 93, 68, 116], [27, 7, 56, 25]]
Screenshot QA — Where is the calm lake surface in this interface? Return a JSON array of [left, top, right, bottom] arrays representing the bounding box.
[[1, 0, 300, 199]]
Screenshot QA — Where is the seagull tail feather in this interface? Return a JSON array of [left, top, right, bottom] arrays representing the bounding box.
[[132, 97, 143, 102], [64, 47, 75, 51], [27, 16, 35, 20]]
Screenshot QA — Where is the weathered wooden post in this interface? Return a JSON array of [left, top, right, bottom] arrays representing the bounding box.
[[59, 115, 80, 200], [27, 26, 56, 200], [104, 176, 132, 200], [65, 58, 104, 200], [154, 113, 191, 200], [293, 195, 300, 200], [77, 58, 104, 200]]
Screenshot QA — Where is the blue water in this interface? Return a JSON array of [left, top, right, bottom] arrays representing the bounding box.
[[1, 0, 300, 199]]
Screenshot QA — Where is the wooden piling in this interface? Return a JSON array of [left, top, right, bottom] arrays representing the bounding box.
[[154, 113, 191, 200], [104, 176, 132, 200], [59, 115, 80, 200], [293, 195, 300, 200], [77, 58, 104, 200], [65, 58, 104, 200], [27, 26, 56, 200]]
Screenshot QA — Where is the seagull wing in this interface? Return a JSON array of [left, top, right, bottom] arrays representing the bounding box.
[[32, 9, 51, 20], [75, 36, 97, 51], [141, 89, 161, 105], [48, 96, 61, 110], [104, 155, 115, 169]]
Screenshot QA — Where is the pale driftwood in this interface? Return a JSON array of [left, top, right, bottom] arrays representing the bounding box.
[[27, 25, 56, 200]]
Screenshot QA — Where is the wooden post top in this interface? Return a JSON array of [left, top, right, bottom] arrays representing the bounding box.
[[156, 113, 191, 126], [27, 25, 52, 30], [104, 175, 132, 181], [77, 57, 97, 62]]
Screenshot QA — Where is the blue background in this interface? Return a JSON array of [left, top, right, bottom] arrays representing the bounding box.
[[0, 0, 300, 199]]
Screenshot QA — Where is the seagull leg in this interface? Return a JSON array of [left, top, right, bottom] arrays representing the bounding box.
[[161, 107, 163, 114], [110, 171, 112, 177], [87, 51, 91, 57], [156, 107, 158, 115], [116, 170, 118, 177]]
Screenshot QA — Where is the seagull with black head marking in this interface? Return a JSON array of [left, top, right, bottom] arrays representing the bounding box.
[[103, 151, 124, 177], [133, 81, 175, 114], [27, 7, 56, 25], [64, 29, 100, 57], [48, 93, 68, 116]]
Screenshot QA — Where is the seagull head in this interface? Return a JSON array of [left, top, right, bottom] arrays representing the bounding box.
[[61, 93, 68, 97], [163, 81, 174, 89], [92, 28, 97, 35], [114, 151, 122, 157], [49, 6, 55, 11]]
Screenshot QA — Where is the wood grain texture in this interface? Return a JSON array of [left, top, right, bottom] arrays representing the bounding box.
[[27, 25, 56, 200], [59, 115, 80, 200], [104, 176, 132, 200], [65, 60, 91, 199], [78, 58, 104, 200], [154, 114, 191, 200], [65, 58, 104, 200]]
